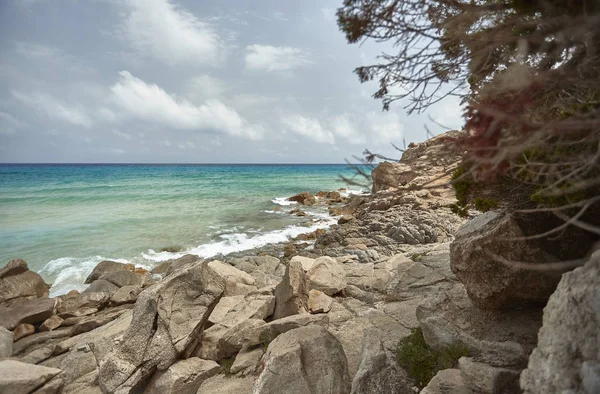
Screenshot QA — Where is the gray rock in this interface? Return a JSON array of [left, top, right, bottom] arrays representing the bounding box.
[[458, 357, 520, 394], [13, 328, 73, 357], [307, 256, 347, 295], [416, 284, 542, 368], [110, 285, 141, 306], [100, 270, 147, 288], [0, 261, 50, 302], [450, 212, 561, 309], [207, 260, 257, 296], [371, 162, 417, 192], [273, 260, 309, 319], [520, 251, 600, 394], [145, 358, 221, 394], [0, 359, 62, 393], [56, 292, 109, 317], [308, 289, 333, 313], [84, 260, 130, 284], [0, 327, 13, 358], [0, 297, 56, 330], [197, 374, 254, 394], [350, 332, 412, 394], [32, 374, 65, 394], [97, 262, 225, 393], [420, 369, 472, 394], [208, 295, 245, 325], [83, 279, 119, 294], [253, 326, 351, 394], [230, 346, 263, 374]]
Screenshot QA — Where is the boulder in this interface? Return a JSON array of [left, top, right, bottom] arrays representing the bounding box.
[[520, 250, 600, 394], [287, 191, 316, 206], [0, 259, 50, 302], [0, 359, 62, 394], [230, 346, 263, 375], [0, 327, 12, 358], [253, 326, 351, 394], [14, 323, 36, 341], [208, 260, 257, 296], [416, 284, 542, 369], [450, 212, 561, 309], [100, 270, 147, 288], [110, 285, 141, 306], [420, 369, 471, 394], [97, 262, 225, 393], [307, 256, 346, 296], [289, 255, 316, 272], [84, 260, 130, 284], [458, 357, 520, 394], [338, 214, 355, 225], [273, 260, 309, 319], [83, 279, 119, 294], [56, 292, 109, 317], [0, 297, 56, 330], [208, 295, 245, 325], [308, 289, 333, 313], [145, 358, 221, 394], [350, 332, 412, 394], [197, 374, 254, 394], [371, 162, 417, 193]]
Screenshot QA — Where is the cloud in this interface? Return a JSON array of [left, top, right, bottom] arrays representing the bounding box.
[[186, 75, 226, 100], [280, 115, 335, 144], [245, 45, 311, 72], [14, 42, 94, 73], [0, 112, 28, 135], [119, 0, 224, 66], [11, 90, 93, 127], [110, 71, 263, 139]]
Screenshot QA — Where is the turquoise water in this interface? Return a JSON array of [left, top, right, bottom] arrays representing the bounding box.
[[0, 164, 364, 295]]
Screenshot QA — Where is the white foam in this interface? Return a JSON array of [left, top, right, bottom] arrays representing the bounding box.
[[339, 188, 369, 197], [272, 197, 296, 206]]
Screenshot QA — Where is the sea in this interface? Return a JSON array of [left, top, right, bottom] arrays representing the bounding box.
[[0, 164, 367, 296]]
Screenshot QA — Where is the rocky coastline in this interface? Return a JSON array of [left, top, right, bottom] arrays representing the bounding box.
[[1, 130, 598, 394]]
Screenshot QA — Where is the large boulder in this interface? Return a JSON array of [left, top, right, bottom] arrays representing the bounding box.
[[371, 162, 417, 193], [416, 284, 542, 369], [207, 260, 257, 296], [253, 325, 351, 394], [420, 369, 471, 394], [84, 260, 131, 284], [0, 327, 12, 357], [56, 292, 110, 317], [0, 259, 50, 302], [273, 260, 309, 319], [0, 359, 62, 393], [450, 212, 562, 309], [287, 191, 317, 206], [520, 250, 600, 393], [0, 297, 56, 330], [145, 358, 221, 394], [97, 261, 225, 393], [100, 270, 148, 288], [307, 256, 346, 296]]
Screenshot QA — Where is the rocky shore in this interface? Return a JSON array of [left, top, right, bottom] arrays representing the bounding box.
[[1, 130, 598, 394]]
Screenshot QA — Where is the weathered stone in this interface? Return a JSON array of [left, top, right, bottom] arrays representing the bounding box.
[[61, 369, 100, 394], [289, 255, 316, 272], [416, 284, 542, 368], [110, 285, 141, 306], [243, 314, 330, 351], [287, 191, 316, 206], [219, 294, 275, 328], [83, 279, 119, 294], [40, 315, 64, 332], [307, 256, 347, 296], [230, 346, 263, 375], [0, 359, 62, 394], [14, 323, 36, 341], [58, 307, 98, 320], [165, 254, 202, 276], [450, 212, 562, 309], [197, 374, 254, 394], [100, 270, 147, 288], [207, 295, 245, 325], [273, 260, 309, 319], [56, 292, 109, 316], [19, 345, 55, 364], [459, 357, 520, 394], [0, 297, 56, 330], [97, 262, 224, 393], [84, 260, 129, 284], [32, 374, 65, 394], [0, 327, 13, 357], [520, 251, 600, 394], [13, 328, 72, 357], [338, 214, 356, 225], [351, 332, 412, 394], [145, 358, 220, 394], [217, 319, 266, 359], [420, 369, 472, 394], [71, 308, 128, 336], [308, 289, 333, 313], [371, 162, 417, 192], [208, 260, 257, 296], [253, 326, 351, 394], [0, 262, 50, 302]]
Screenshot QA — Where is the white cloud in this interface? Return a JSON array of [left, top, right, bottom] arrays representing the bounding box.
[[110, 71, 263, 139], [119, 0, 224, 66], [280, 115, 335, 144], [245, 45, 311, 72], [11, 90, 93, 128], [0, 112, 28, 135], [186, 75, 226, 99]]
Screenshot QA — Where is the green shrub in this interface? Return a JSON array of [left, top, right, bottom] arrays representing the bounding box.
[[449, 203, 469, 218], [473, 197, 498, 212], [220, 357, 235, 376], [396, 328, 469, 388]]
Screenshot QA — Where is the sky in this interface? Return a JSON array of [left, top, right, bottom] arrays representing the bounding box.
[[0, 0, 464, 163]]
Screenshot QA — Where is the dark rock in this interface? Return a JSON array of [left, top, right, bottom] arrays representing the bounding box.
[[83, 279, 120, 294], [0, 259, 29, 278], [338, 214, 355, 225], [0, 260, 50, 303], [371, 162, 417, 193], [0, 297, 56, 330], [110, 285, 142, 306], [100, 270, 147, 288], [84, 260, 131, 284], [287, 191, 317, 206]]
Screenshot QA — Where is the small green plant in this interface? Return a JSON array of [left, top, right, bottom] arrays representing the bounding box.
[[451, 165, 472, 206], [396, 328, 469, 388], [220, 357, 235, 376], [410, 253, 425, 262], [473, 197, 498, 212], [449, 203, 469, 218]]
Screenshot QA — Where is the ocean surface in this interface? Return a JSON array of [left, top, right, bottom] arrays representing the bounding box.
[[0, 164, 365, 296]]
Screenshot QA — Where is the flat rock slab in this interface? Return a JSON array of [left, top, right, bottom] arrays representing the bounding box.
[[0, 297, 56, 330], [0, 359, 62, 394]]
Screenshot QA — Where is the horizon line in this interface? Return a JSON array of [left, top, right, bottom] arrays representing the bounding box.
[[0, 162, 375, 165]]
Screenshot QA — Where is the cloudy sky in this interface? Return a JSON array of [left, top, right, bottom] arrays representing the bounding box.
[[0, 0, 463, 163]]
